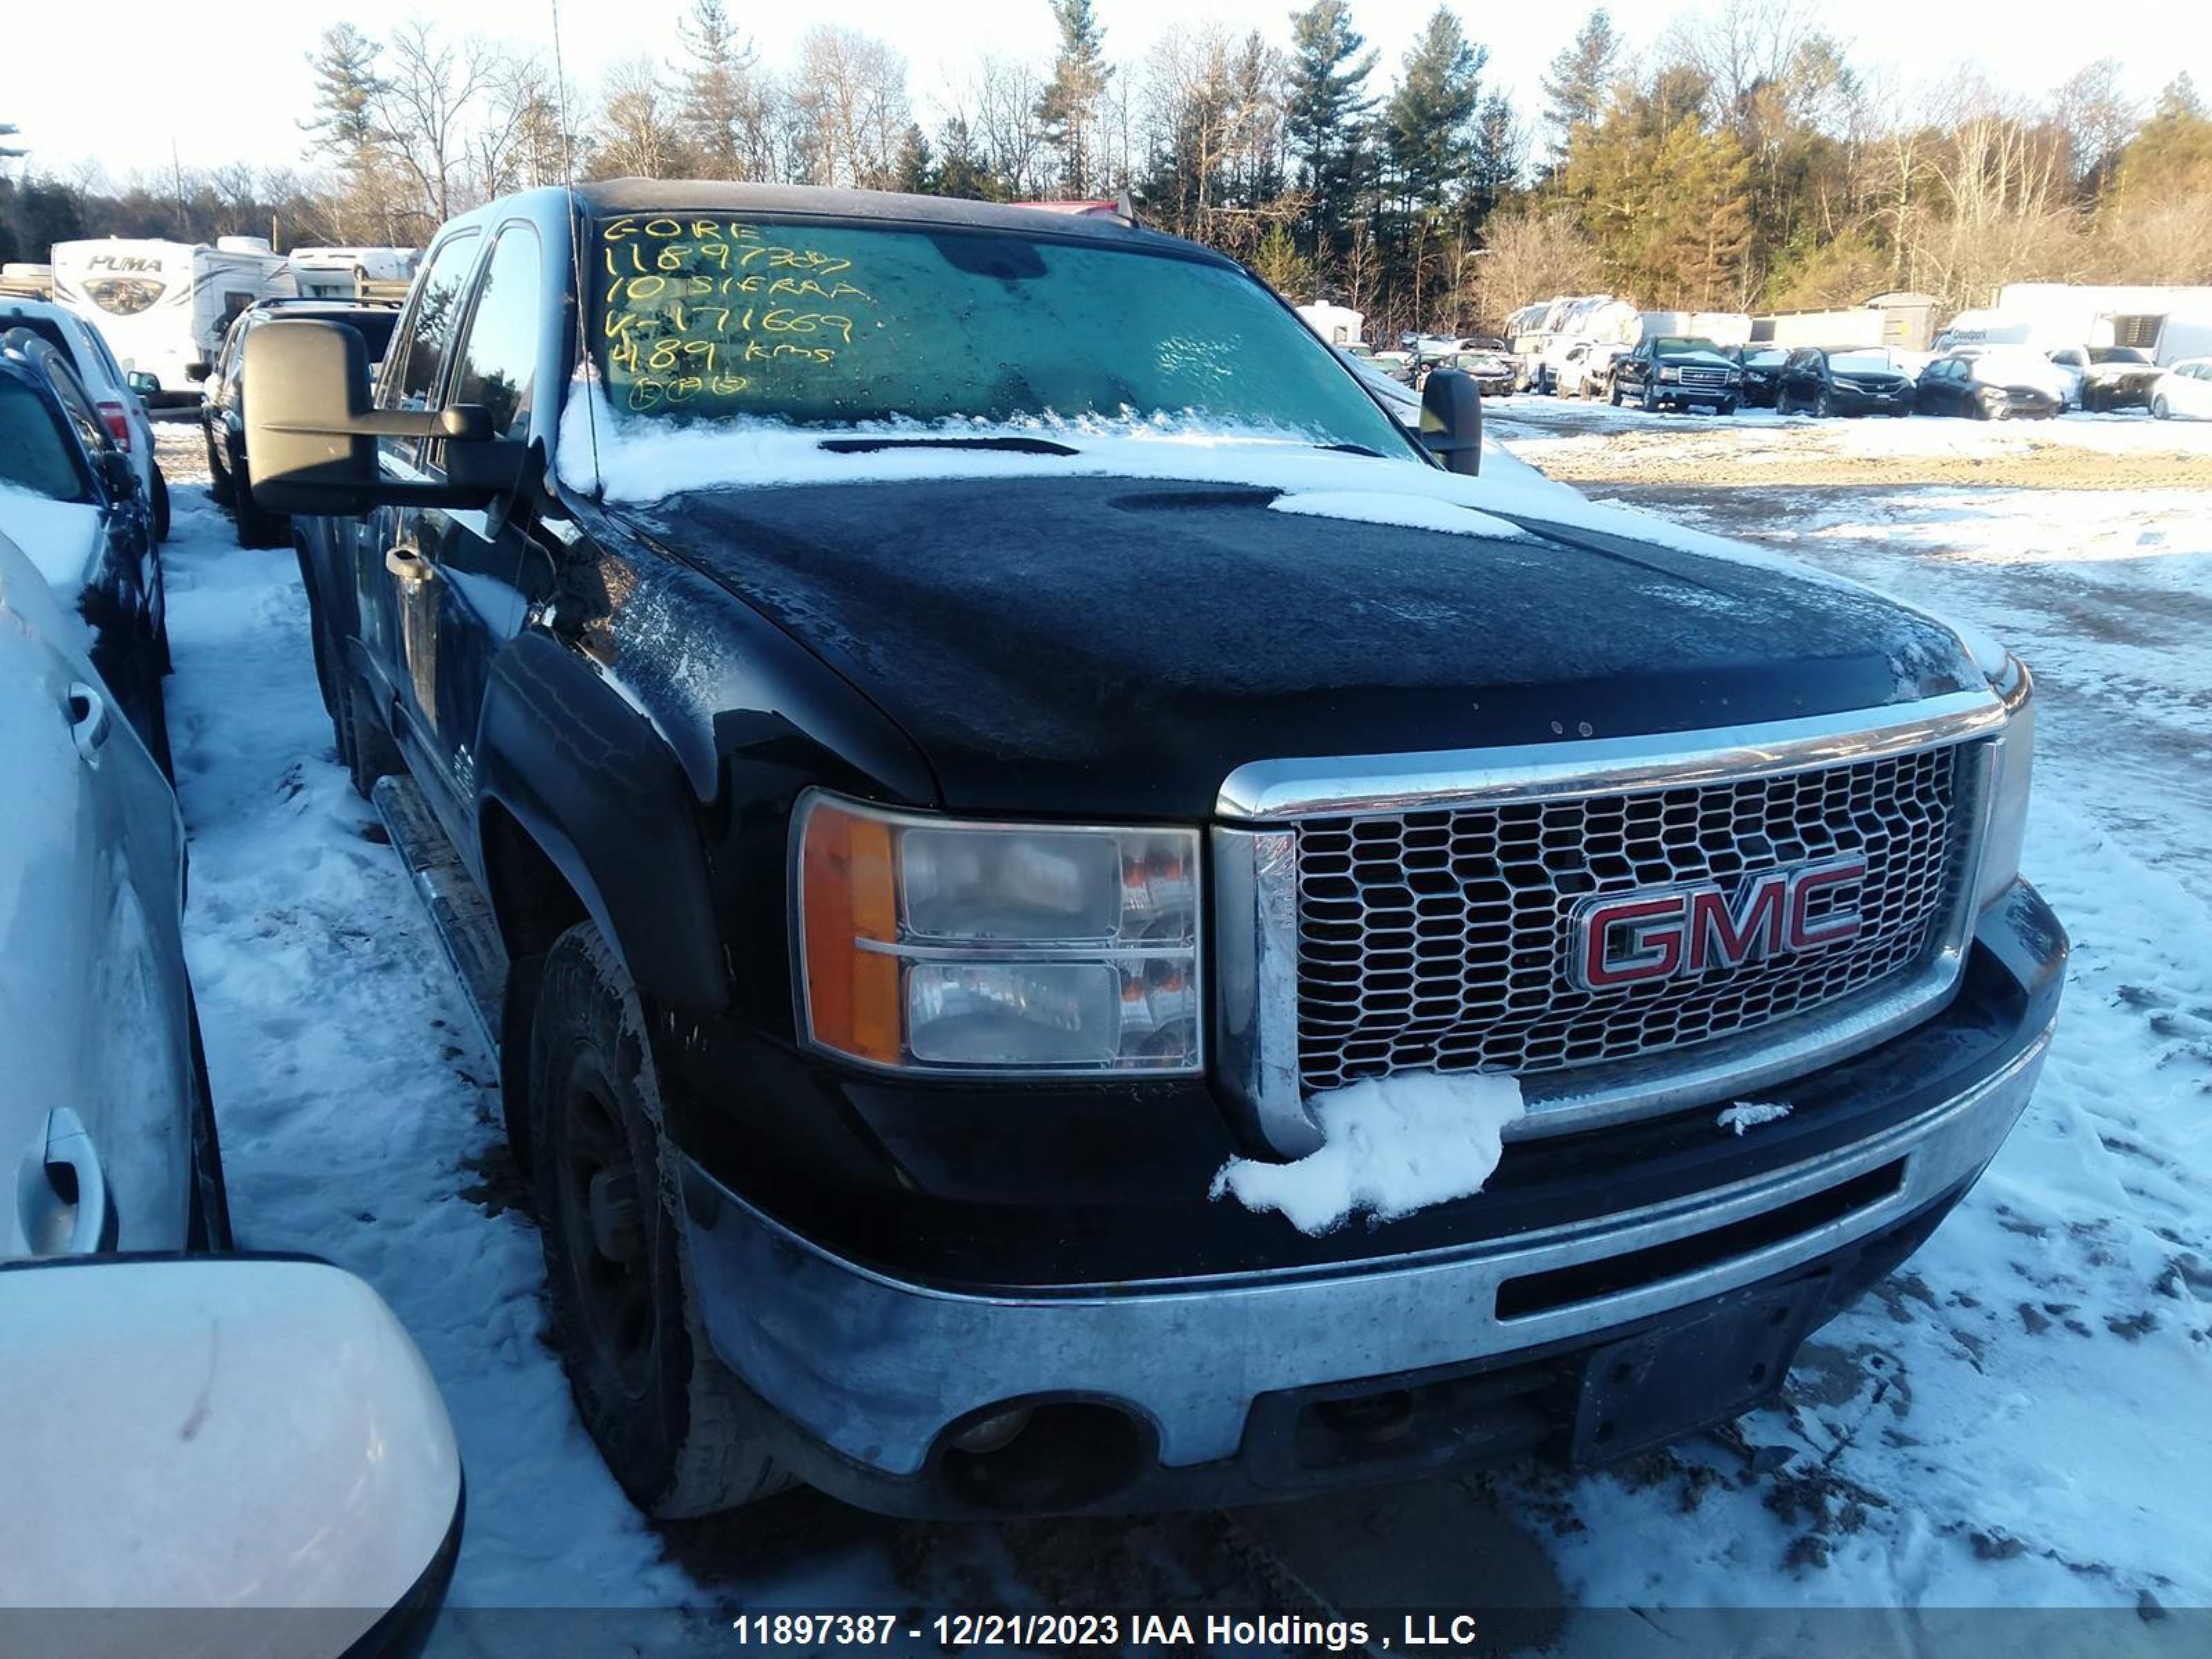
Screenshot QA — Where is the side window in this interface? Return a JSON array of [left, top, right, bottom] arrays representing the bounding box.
[[444, 225, 543, 446], [378, 231, 482, 424]]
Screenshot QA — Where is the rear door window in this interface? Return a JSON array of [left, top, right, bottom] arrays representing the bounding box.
[[0, 377, 91, 500]]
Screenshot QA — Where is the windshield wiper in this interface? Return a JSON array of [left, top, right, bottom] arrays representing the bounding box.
[[817, 435, 1079, 456], [1315, 442, 1383, 458]]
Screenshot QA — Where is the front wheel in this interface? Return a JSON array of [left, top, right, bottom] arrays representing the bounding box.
[[1814, 388, 1834, 418], [151, 463, 171, 543], [232, 449, 286, 549], [1641, 382, 1658, 413], [1609, 379, 1624, 406], [2152, 395, 2171, 420], [205, 427, 234, 508], [530, 921, 791, 1519]]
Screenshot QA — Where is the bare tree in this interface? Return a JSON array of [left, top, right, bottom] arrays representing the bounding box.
[[373, 20, 498, 232], [587, 57, 693, 181], [787, 26, 910, 189]]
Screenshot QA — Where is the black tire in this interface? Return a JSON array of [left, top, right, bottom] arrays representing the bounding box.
[[529, 921, 791, 1519], [232, 451, 286, 549], [151, 462, 171, 543], [205, 427, 235, 508], [1815, 388, 1834, 418], [338, 669, 401, 799], [1641, 381, 1660, 413], [185, 997, 234, 1252], [1609, 379, 1624, 406]]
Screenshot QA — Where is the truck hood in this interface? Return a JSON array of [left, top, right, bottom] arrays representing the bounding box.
[[617, 462, 1982, 818]]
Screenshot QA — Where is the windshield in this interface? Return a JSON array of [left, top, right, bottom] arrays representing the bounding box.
[[1827, 350, 1897, 373], [588, 214, 1411, 455], [1743, 349, 1786, 366], [2088, 346, 2151, 365], [0, 377, 89, 500], [1652, 336, 1721, 357]]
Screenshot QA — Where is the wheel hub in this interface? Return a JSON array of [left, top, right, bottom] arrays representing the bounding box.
[[588, 1165, 644, 1264]]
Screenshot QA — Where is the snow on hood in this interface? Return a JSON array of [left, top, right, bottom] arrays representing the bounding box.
[[0, 486, 102, 614], [558, 383, 2000, 690], [1210, 1072, 1526, 1235]]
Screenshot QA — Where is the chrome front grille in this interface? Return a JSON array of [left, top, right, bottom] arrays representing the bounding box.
[[1291, 745, 1973, 1096], [1678, 366, 1730, 389]]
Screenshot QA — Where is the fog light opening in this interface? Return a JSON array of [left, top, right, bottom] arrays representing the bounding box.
[[938, 1400, 1148, 1512], [948, 1405, 1033, 1456]]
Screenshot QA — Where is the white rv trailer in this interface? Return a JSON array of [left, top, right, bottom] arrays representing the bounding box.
[[1640, 310, 1753, 348], [290, 246, 420, 303], [50, 236, 294, 400], [1942, 285, 2212, 366], [1293, 300, 1366, 348]]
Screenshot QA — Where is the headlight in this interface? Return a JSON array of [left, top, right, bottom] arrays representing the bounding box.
[[1658, 366, 1680, 381], [1726, 369, 1743, 383], [794, 792, 1202, 1076], [1976, 655, 2035, 910]]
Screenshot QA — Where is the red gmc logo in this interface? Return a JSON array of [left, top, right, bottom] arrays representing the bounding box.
[[1569, 856, 1868, 991]]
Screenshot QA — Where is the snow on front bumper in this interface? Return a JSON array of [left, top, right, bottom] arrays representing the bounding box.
[[678, 887, 2062, 1494]]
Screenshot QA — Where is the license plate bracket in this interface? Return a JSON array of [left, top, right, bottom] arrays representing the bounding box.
[[1568, 1280, 1821, 1466]]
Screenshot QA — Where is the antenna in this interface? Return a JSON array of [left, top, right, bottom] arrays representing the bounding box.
[[547, 0, 600, 487]]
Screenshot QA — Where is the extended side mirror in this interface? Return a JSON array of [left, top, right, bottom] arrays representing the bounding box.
[[0, 1255, 462, 1654], [1419, 366, 1482, 476], [243, 319, 498, 515], [127, 370, 162, 396]]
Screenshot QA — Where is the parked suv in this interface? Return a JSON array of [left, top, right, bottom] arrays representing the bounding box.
[[1, 298, 169, 540], [1609, 335, 1743, 413], [245, 183, 2062, 1522], [198, 297, 401, 547], [1776, 347, 1915, 418]]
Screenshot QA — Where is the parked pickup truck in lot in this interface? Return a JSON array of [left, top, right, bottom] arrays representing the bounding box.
[[1611, 334, 1744, 413], [245, 182, 2063, 1522]]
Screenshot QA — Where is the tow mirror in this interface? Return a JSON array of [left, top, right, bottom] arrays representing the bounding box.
[[0, 1255, 462, 1655], [1419, 366, 1483, 476], [127, 370, 162, 396], [243, 319, 500, 514]]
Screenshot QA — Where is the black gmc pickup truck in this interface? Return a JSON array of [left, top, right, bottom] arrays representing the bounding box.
[[245, 182, 2063, 1521]]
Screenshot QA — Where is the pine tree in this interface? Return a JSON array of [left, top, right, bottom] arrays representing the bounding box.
[[1540, 8, 1620, 166], [675, 0, 754, 178], [1385, 8, 1484, 214], [894, 123, 936, 194], [301, 24, 397, 240], [934, 115, 1000, 200], [1470, 92, 1522, 216], [1284, 0, 1376, 255], [1035, 0, 1113, 196]]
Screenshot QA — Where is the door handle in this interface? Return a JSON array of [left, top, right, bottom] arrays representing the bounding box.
[[386, 543, 436, 588], [65, 679, 110, 759], [38, 1108, 115, 1255]]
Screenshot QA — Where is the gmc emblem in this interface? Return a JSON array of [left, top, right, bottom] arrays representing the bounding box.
[[1569, 856, 1868, 991]]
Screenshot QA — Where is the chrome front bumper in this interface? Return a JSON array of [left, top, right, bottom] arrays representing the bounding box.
[[682, 1020, 2052, 1480]]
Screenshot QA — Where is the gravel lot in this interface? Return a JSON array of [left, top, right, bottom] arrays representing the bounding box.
[[149, 400, 2212, 1650]]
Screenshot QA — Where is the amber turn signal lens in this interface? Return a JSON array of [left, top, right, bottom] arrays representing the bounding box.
[[797, 798, 903, 1065]]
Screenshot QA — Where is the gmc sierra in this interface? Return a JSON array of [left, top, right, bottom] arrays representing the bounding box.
[[244, 182, 2063, 1521]]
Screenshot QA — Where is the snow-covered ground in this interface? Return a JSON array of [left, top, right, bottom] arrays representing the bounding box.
[[149, 402, 2212, 1642]]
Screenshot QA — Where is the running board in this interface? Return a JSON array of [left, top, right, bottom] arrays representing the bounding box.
[[371, 774, 508, 1060]]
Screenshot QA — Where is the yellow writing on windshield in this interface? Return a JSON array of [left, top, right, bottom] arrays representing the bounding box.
[[598, 216, 877, 413]]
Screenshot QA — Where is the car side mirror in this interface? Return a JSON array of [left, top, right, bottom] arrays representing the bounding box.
[[1418, 367, 1482, 476], [128, 370, 162, 396], [244, 319, 498, 514], [0, 1255, 462, 1652], [184, 362, 213, 383]]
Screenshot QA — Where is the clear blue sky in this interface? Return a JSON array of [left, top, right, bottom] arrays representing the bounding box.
[[7, 0, 2205, 180]]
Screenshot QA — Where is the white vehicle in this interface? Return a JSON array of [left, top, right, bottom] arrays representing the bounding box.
[[0, 527, 223, 1259], [2149, 358, 2212, 420], [1531, 294, 1639, 393], [1, 1253, 463, 1651], [291, 245, 420, 302], [50, 236, 294, 401], [0, 296, 167, 539], [1555, 339, 1629, 399]]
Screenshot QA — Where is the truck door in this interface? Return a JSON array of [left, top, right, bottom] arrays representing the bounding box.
[[389, 221, 545, 833], [357, 230, 480, 740]]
